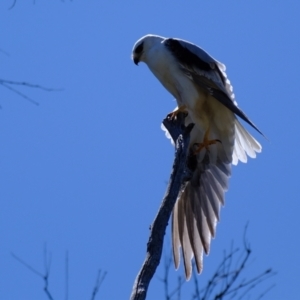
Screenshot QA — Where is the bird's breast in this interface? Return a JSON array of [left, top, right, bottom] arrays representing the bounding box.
[[147, 54, 200, 108]]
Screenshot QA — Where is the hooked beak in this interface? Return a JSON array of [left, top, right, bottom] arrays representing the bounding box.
[[133, 56, 139, 65]]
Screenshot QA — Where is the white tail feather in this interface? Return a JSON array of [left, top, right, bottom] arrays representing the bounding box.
[[233, 119, 262, 165]]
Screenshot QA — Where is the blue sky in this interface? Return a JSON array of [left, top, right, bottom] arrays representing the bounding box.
[[0, 1, 299, 299]]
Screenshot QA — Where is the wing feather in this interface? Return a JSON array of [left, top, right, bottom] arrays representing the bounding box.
[[233, 118, 262, 165], [177, 192, 193, 278], [172, 159, 231, 279]]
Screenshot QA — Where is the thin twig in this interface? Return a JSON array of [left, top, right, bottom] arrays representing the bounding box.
[[0, 79, 63, 106], [163, 252, 172, 300], [91, 269, 107, 300], [255, 284, 276, 300], [191, 264, 200, 300], [158, 227, 275, 300], [0, 79, 63, 92], [1, 82, 39, 105], [43, 244, 54, 300], [168, 272, 185, 299], [176, 275, 183, 300], [158, 250, 185, 300], [11, 247, 54, 300], [65, 251, 69, 300], [11, 252, 44, 278]]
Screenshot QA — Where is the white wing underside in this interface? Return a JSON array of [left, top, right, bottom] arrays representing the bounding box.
[[161, 114, 261, 165], [161, 115, 261, 279]]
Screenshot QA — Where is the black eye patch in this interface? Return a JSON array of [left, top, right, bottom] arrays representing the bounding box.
[[135, 42, 144, 54]]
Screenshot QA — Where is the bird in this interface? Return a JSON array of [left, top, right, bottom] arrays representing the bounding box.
[[132, 34, 262, 280]]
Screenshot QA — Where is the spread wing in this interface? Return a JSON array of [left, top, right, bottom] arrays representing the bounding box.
[[162, 112, 261, 280], [168, 115, 231, 279], [172, 157, 231, 279]]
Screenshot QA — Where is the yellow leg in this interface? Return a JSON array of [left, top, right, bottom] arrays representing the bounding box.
[[167, 105, 188, 120], [193, 128, 221, 154]]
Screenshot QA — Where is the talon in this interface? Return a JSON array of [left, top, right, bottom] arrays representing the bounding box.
[[193, 128, 221, 155], [167, 105, 188, 120]]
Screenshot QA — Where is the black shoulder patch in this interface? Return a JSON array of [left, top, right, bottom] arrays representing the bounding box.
[[165, 38, 211, 71]]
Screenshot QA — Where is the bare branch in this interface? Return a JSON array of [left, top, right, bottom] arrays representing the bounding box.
[[130, 113, 195, 300], [0, 79, 63, 106], [8, 0, 73, 9], [0, 82, 39, 105], [90, 269, 107, 300], [162, 252, 172, 300], [159, 224, 276, 300], [160, 250, 185, 300], [0, 79, 63, 92], [65, 251, 69, 300], [11, 247, 54, 300], [11, 252, 44, 278], [43, 244, 54, 300], [255, 284, 276, 300], [192, 226, 276, 300], [13, 246, 107, 299], [191, 264, 200, 299]]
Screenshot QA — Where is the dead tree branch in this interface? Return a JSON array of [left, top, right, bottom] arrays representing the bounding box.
[[65, 251, 69, 300], [130, 113, 195, 300], [158, 250, 185, 300], [0, 78, 63, 106], [160, 225, 276, 300], [12, 247, 107, 300], [8, 0, 72, 9], [11, 245, 54, 300], [90, 269, 107, 300]]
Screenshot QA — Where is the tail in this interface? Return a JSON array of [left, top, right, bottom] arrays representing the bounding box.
[[232, 118, 262, 165]]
